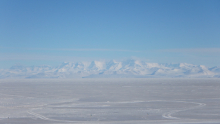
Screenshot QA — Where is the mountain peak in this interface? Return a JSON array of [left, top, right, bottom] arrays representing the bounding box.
[[1, 60, 219, 79]]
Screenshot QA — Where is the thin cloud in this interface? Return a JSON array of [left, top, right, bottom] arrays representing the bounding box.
[[0, 47, 141, 52], [160, 48, 220, 53], [0, 53, 92, 61], [30, 48, 141, 52]]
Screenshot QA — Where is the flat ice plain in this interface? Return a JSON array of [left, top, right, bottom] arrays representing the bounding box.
[[0, 79, 220, 124]]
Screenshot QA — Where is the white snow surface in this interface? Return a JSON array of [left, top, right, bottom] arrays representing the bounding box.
[[0, 59, 220, 78]]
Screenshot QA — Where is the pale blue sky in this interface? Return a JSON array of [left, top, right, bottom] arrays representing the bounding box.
[[0, 0, 220, 68]]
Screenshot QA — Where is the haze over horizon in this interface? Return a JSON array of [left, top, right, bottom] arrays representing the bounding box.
[[1, 0, 220, 68]]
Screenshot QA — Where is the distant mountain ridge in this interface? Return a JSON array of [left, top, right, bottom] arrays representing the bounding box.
[[1, 59, 220, 79]]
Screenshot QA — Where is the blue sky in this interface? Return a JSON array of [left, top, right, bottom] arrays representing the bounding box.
[[0, 0, 220, 68]]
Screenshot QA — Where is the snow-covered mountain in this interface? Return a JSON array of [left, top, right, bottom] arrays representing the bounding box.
[[0, 59, 220, 78]]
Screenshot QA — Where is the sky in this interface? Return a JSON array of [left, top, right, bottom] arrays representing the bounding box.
[[0, 0, 220, 68]]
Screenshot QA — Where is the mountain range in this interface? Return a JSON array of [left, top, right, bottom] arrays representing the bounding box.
[[1, 59, 220, 79]]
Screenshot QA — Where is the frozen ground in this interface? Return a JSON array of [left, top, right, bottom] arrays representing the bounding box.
[[0, 78, 219, 124]]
